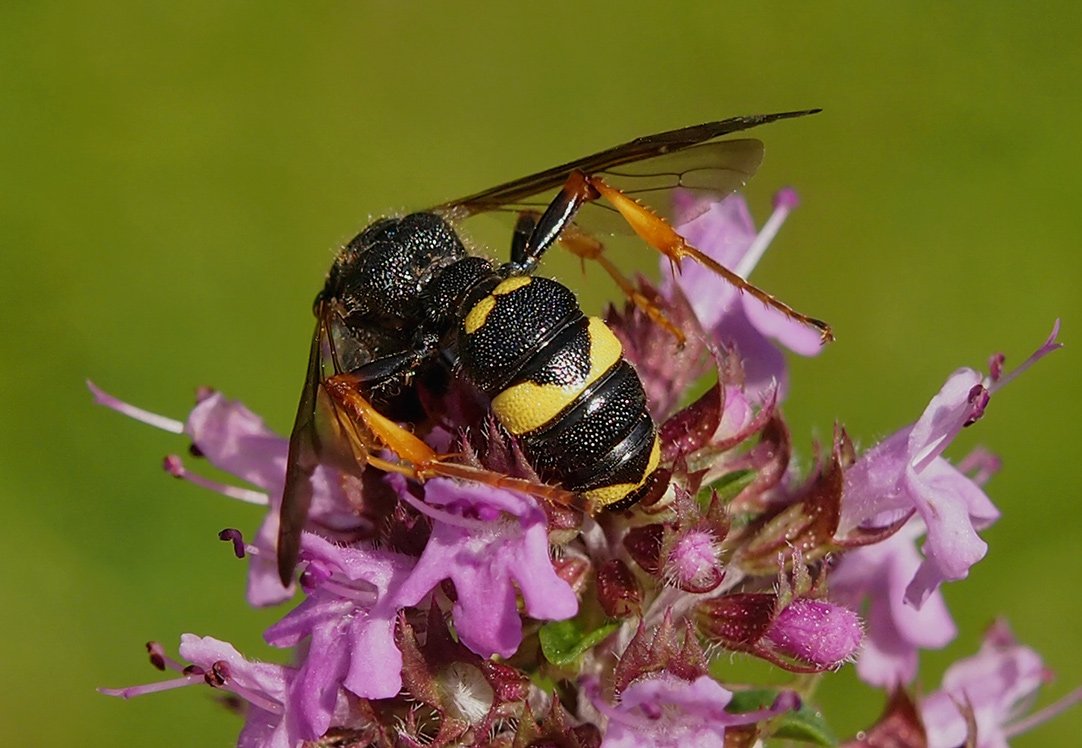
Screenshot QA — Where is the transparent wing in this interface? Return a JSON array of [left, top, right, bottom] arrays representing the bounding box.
[[433, 110, 817, 232], [276, 307, 372, 584]]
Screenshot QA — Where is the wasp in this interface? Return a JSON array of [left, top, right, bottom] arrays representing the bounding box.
[[276, 110, 831, 584]]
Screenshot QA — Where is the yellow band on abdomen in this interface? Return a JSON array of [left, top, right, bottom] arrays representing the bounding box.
[[582, 435, 661, 508], [491, 316, 622, 435]]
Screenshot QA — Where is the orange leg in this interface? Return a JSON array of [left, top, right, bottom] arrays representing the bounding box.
[[586, 174, 834, 343], [323, 374, 583, 510]]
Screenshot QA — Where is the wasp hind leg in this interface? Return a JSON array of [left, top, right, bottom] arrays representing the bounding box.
[[586, 175, 834, 343], [323, 373, 585, 511]]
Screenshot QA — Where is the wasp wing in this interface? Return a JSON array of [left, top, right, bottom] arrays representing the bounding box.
[[277, 316, 325, 585], [277, 307, 373, 585], [434, 110, 818, 229]]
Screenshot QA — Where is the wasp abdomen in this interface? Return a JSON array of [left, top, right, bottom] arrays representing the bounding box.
[[459, 276, 660, 509]]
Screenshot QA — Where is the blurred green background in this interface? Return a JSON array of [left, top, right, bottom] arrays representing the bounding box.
[[3, 3, 1079, 745]]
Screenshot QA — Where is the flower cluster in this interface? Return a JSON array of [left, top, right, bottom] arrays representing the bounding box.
[[95, 188, 1076, 747]]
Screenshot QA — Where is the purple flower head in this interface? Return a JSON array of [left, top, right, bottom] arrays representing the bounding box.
[[101, 636, 322, 748], [88, 383, 368, 607], [589, 674, 799, 748], [264, 532, 415, 739], [662, 188, 821, 398], [839, 322, 1062, 608], [830, 522, 957, 687], [921, 621, 1081, 747], [390, 476, 578, 658]]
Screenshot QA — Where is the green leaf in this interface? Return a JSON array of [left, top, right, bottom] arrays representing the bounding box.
[[538, 618, 620, 667], [728, 687, 781, 712], [705, 469, 756, 503], [774, 705, 837, 746], [727, 689, 837, 746]]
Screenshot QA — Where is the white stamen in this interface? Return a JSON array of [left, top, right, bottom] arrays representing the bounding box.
[[733, 201, 794, 280], [87, 380, 184, 434], [1005, 686, 1082, 739], [225, 681, 285, 715], [990, 319, 1063, 394]]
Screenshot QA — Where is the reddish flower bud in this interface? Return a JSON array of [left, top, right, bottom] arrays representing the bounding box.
[[696, 593, 778, 650], [623, 523, 664, 575], [596, 559, 643, 618]]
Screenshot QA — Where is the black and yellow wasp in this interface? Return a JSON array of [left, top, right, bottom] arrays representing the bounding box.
[[276, 110, 831, 584]]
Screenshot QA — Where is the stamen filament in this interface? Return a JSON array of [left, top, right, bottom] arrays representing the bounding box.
[[734, 191, 796, 280], [87, 381, 184, 434], [991, 320, 1063, 394], [396, 489, 492, 532], [1005, 687, 1082, 739], [99, 672, 203, 698], [163, 455, 268, 505], [319, 577, 379, 605], [225, 682, 285, 715]]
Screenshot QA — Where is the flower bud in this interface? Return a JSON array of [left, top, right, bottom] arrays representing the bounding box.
[[664, 528, 725, 593], [696, 593, 777, 650], [764, 599, 863, 669], [623, 524, 664, 575], [596, 559, 642, 618]]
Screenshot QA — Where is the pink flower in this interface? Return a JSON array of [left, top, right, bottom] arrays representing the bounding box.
[[88, 384, 367, 606], [264, 533, 414, 739], [100, 636, 333, 748], [389, 476, 578, 658], [838, 322, 1062, 608], [663, 188, 821, 397], [590, 674, 798, 748], [921, 621, 1081, 747]]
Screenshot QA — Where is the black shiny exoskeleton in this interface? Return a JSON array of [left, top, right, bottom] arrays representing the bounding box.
[[322, 211, 661, 511]]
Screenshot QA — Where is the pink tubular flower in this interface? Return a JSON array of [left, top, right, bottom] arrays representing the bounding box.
[[663, 188, 822, 398], [589, 674, 798, 748], [101, 636, 324, 748], [390, 476, 578, 658], [88, 383, 366, 606], [264, 533, 414, 740], [838, 322, 1062, 608], [921, 621, 1081, 747]]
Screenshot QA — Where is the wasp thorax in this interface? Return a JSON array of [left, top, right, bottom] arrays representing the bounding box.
[[327, 212, 468, 327]]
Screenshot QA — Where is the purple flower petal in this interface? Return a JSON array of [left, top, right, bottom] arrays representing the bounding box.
[[592, 674, 798, 747], [920, 621, 1059, 748], [391, 477, 578, 658], [264, 533, 414, 736], [662, 190, 821, 399], [831, 524, 957, 687], [841, 324, 1061, 609]]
